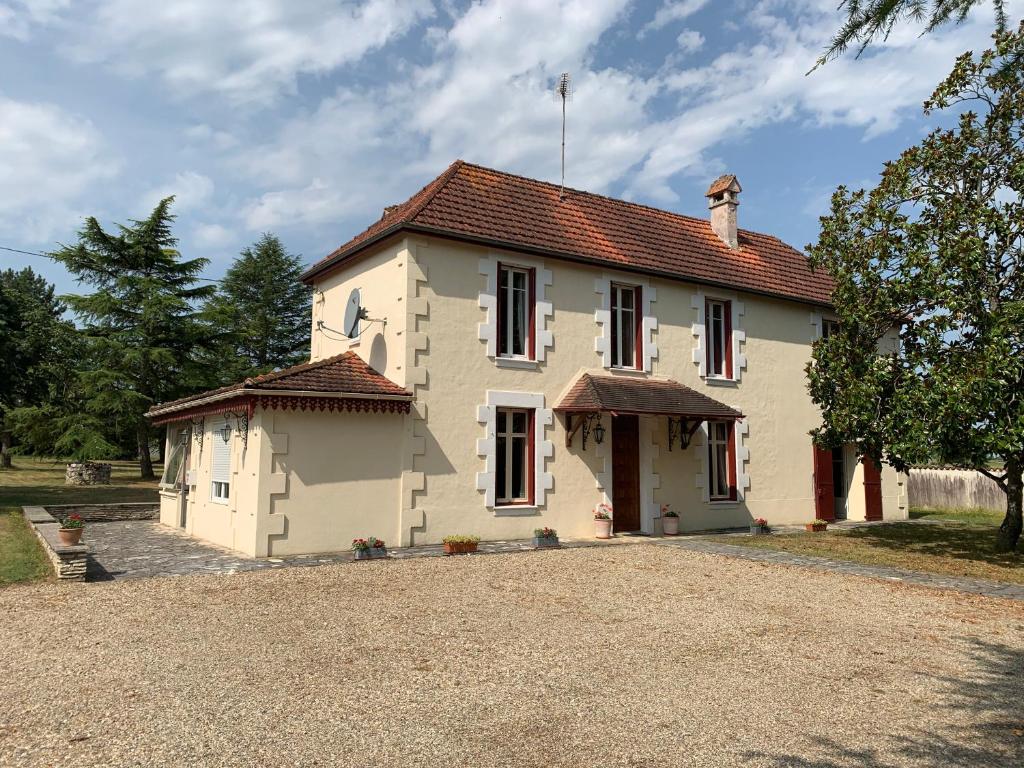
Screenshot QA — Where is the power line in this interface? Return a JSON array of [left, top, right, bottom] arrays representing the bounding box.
[[0, 244, 223, 284]]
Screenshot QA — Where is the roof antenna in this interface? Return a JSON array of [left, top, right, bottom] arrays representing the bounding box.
[[555, 72, 572, 200]]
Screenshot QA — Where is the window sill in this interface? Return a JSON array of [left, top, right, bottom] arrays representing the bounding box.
[[704, 376, 738, 387], [493, 504, 541, 516], [495, 356, 540, 370], [606, 367, 647, 376], [210, 497, 230, 506], [709, 499, 739, 507]]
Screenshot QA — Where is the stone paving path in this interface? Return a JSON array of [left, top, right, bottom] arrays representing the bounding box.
[[83, 521, 1024, 602], [657, 536, 1024, 602]]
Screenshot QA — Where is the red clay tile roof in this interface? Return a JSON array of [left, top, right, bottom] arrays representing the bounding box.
[[706, 174, 741, 197], [555, 374, 743, 420], [302, 160, 833, 306], [146, 352, 412, 418]]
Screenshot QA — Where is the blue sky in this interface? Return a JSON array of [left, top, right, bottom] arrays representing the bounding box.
[[1, 0, 1018, 294]]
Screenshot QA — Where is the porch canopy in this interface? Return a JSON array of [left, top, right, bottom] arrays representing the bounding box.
[[146, 351, 414, 426], [554, 373, 743, 450]]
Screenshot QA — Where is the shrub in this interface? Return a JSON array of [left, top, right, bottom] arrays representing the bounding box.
[[810, 519, 829, 526]]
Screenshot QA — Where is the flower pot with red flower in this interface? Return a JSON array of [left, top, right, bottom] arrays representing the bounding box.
[[661, 504, 679, 536], [594, 503, 613, 539], [532, 527, 559, 548], [352, 537, 388, 560], [805, 519, 829, 533], [750, 518, 769, 535], [442, 535, 480, 555], [57, 513, 85, 546]]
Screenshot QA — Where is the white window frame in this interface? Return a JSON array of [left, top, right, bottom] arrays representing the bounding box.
[[708, 299, 728, 378], [708, 421, 732, 500], [499, 264, 531, 359], [495, 407, 532, 505], [610, 283, 638, 369], [211, 480, 230, 502]]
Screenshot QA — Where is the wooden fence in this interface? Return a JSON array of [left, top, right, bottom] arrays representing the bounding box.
[[908, 467, 1005, 511]]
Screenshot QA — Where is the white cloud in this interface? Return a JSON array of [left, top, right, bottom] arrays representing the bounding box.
[[192, 222, 236, 249], [639, 0, 709, 37], [59, 0, 435, 105], [676, 28, 704, 53], [0, 94, 118, 242], [143, 171, 215, 214], [184, 124, 238, 150], [0, 0, 68, 40]]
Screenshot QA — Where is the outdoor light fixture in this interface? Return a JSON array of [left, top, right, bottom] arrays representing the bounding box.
[[593, 419, 606, 445], [219, 423, 233, 443], [178, 429, 189, 445]]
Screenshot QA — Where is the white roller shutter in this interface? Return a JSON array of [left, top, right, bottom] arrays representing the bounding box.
[[211, 418, 232, 484]]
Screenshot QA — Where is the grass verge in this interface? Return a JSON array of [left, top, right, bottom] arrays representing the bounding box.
[[727, 507, 1021, 585], [0, 457, 159, 586]]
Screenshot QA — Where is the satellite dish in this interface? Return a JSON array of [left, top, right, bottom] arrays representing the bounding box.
[[343, 288, 362, 338]]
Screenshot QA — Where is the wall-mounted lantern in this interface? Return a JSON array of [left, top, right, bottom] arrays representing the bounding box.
[[219, 423, 233, 443]]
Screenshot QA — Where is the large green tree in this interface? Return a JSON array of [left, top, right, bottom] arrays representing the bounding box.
[[0, 268, 78, 468], [202, 233, 311, 383], [817, 1, 1008, 65], [51, 199, 214, 478], [807, 25, 1024, 550]]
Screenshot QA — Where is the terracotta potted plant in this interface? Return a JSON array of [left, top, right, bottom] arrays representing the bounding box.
[[750, 517, 769, 535], [532, 527, 559, 549], [661, 504, 679, 536], [57, 513, 85, 546], [594, 503, 613, 539], [352, 537, 387, 560], [442, 535, 480, 555], [805, 519, 829, 533]]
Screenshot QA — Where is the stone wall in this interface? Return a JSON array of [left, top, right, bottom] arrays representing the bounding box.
[[23, 507, 88, 581], [45, 502, 159, 523], [65, 462, 112, 486]]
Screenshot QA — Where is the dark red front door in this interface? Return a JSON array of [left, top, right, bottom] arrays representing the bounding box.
[[863, 457, 883, 521], [813, 444, 835, 521], [612, 415, 640, 532]]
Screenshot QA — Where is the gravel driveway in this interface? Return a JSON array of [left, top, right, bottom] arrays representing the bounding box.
[[2, 546, 1022, 767]]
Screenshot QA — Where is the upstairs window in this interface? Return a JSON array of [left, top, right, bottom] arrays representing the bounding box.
[[611, 284, 641, 369], [495, 407, 534, 505], [708, 421, 737, 501], [498, 264, 535, 359], [706, 298, 732, 378], [822, 319, 840, 340]]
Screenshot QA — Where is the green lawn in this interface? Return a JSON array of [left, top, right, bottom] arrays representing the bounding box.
[[727, 506, 1022, 585], [0, 458, 159, 586]]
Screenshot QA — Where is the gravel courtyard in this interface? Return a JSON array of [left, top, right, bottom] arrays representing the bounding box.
[[2, 546, 1022, 767]]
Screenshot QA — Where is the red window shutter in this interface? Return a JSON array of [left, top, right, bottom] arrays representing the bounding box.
[[813, 444, 836, 521], [527, 409, 536, 505], [704, 298, 712, 374], [528, 267, 536, 360], [496, 263, 506, 356], [724, 300, 733, 379], [863, 456, 883, 521], [727, 422, 738, 501], [634, 285, 643, 370]]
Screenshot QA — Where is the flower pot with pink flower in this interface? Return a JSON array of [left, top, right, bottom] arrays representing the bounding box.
[[532, 527, 560, 548], [57, 513, 85, 546], [750, 518, 769, 535], [594, 503, 613, 539], [661, 504, 679, 535], [352, 537, 388, 560]]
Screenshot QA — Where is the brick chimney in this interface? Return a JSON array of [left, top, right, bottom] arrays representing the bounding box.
[[705, 174, 741, 249]]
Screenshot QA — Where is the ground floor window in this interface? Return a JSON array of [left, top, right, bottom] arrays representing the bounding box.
[[496, 407, 533, 505], [211, 480, 230, 501], [210, 417, 232, 504], [708, 421, 736, 501]]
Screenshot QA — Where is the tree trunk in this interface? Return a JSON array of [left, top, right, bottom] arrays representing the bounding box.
[[996, 457, 1023, 552], [137, 421, 155, 480], [0, 430, 12, 469]]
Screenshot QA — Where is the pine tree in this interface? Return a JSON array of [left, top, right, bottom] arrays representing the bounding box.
[[51, 199, 214, 479], [202, 233, 311, 383], [0, 268, 77, 468]]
